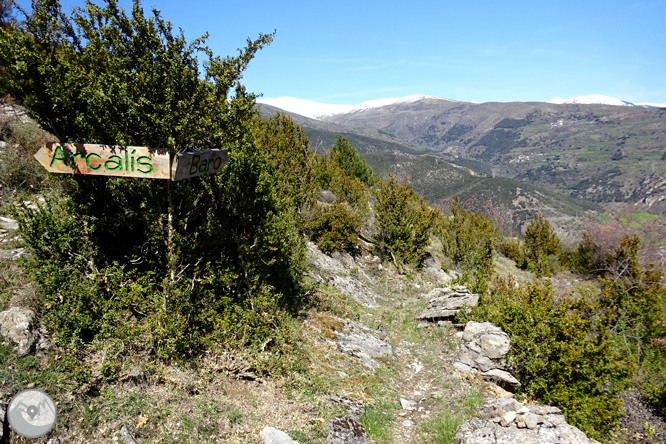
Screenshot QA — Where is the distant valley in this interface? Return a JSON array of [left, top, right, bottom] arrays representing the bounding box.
[[259, 95, 666, 236]]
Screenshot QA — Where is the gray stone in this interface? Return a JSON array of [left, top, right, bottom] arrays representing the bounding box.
[[317, 190, 337, 205], [119, 423, 139, 444], [453, 362, 473, 372], [523, 412, 541, 430], [453, 399, 601, 444], [458, 322, 511, 373], [327, 416, 367, 444], [400, 399, 417, 410], [0, 307, 36, 356], [0, 398, 5, 441], [328, 395, 363, 416], [307, 242, 348, 276], [329, 276, 381, 307], [482, 369, 521, 389], [336, 321, 393, 369], [416, 287, 478, 320], [421, 253, 460, 284], [0, 248, 26, 261], [260, 427, 299, 444], [0, 217, 17, 230], [500, 411, 516, 427]]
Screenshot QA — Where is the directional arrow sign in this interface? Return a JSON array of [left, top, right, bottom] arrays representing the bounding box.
[[34, 143, 171, 179], [171, 149, 228, 181]]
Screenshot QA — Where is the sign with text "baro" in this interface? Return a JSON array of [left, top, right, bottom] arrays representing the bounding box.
[[171, 149, 228, 182], [34, 143, 171, 179]]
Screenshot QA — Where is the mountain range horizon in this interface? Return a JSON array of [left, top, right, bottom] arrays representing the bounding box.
[[258, 94, 666, 120]]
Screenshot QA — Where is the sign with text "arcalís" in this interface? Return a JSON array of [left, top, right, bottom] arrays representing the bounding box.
[[34, 143, 228, 181]]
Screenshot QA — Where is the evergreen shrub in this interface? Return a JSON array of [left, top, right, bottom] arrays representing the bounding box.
[[461, 277, 631, 440], [306, 202, 362, 253], [375, 175, 438, 265]]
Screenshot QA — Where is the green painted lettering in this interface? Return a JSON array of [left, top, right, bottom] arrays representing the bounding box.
[[189, 155, 200, 175], [105, 155, 123, 171], [198, 159, 208, 173], [131, 149, 136, 172], [86, 153, 102, 171], [136, 156, 153, 174], [213, 156, 222, 170], [49, 146, 69, 168]]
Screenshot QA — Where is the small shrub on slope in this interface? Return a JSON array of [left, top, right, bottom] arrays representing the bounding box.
[[522, 213, 560, 277], [437, 197, 499, 292], [461, 277, 631, 440], [306, 202, 362, 253], [375, 175, 438, 265]]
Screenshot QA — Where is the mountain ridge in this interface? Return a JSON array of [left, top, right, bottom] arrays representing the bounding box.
[[259, 94, 666, 121], [259, 94, 666, 219]]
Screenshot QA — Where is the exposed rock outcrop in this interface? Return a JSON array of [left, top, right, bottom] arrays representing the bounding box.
[[329, 276, 381, 307], [0, 307, 49, 356], [421, 253, 459, 284], [416, 285, 478, 321], [260, 427, 299, 444], [455, 321, 520, 390], [453, 398, 601, 444], [335, 318, 393, 369], [309, 313, 393, 369], [327, 416, 367, 444]]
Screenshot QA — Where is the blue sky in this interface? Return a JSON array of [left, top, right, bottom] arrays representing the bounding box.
[[15, 0, 666, 105]]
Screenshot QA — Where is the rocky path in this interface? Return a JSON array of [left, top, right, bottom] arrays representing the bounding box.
[[304, 242, 605, 444], [0, 235, 628, 443]]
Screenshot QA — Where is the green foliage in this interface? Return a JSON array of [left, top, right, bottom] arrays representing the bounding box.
[[437, 197, 498, 291], [253, 113, 317, 213], [423, 390, 482, 444], [330, 136, 375, 185], [5, 0, 307, 360], [498, 237, 522, 262], [462, 277, 630, 439], [595, 236, 666, 413], [359, 405, 393, 443], [374, 175, 438, 265], [562, 230, 666, 415], [441, 124, 473, 143], [560, 233, 601, 275], [314, 154, 367, 209], [522, 214, 560, 277], [473, 129, 526, 159], [306, 202, 362, 253], [494, 118, 530, 129], [308, 142, 368, 253]]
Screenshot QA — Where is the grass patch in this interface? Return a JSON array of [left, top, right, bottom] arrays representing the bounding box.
[[427, 411, 465, 444], [360, 404, 394, 443], [421, 389, 483, 444], [629, 212, 659, 222]]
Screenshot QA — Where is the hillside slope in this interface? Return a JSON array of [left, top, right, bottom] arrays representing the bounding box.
[[320, 99, 666, 213]]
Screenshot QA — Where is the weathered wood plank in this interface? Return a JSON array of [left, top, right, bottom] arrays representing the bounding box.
[[171, 149, 228, 181], [34, 143, 171, 179]]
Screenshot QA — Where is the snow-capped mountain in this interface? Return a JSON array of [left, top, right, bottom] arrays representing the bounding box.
[[635, 101, 666, 108], [547, 94, 665, 108], [548, 94, 636, 107], [257, 94, 453, 120]]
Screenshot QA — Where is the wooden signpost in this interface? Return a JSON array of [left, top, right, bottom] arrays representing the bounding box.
[[171, 149, 228, 182], [34, 143, 228, 181], [34, 143, 171, 179]]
